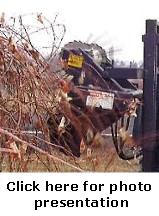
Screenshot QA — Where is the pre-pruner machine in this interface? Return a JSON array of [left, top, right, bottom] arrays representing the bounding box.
[[48, 20, 159, 172]]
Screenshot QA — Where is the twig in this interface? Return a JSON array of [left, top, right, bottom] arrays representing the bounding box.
[[0, 128, 84, 172]]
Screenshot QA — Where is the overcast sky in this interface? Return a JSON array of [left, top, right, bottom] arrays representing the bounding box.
[[2, 0, 159, 61]]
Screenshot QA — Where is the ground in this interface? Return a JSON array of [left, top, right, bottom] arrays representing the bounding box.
[[1, 138, 141, 172]]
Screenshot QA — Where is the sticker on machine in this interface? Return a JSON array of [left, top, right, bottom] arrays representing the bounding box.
[[86, 90, 114, 110], [68, 54, 84, 68]]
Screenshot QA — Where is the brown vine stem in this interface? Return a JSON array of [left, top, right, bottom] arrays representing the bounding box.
[[0, 127, 84, 172]]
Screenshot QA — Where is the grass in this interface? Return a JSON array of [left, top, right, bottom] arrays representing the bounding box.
[[0, 143, 141, 172]]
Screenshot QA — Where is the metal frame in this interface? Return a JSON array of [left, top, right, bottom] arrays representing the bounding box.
[[142, 20, 159, 171], [104, 20, 159, 172]]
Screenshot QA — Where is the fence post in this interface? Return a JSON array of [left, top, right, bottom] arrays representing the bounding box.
[[142, 20, 159, 171]]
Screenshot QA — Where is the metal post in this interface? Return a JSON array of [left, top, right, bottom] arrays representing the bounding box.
[[142, 20, 159, 171]]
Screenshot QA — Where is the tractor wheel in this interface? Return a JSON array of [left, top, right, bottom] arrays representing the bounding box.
[[118, 144, 142, 160], [111, 116, 142, 160]]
